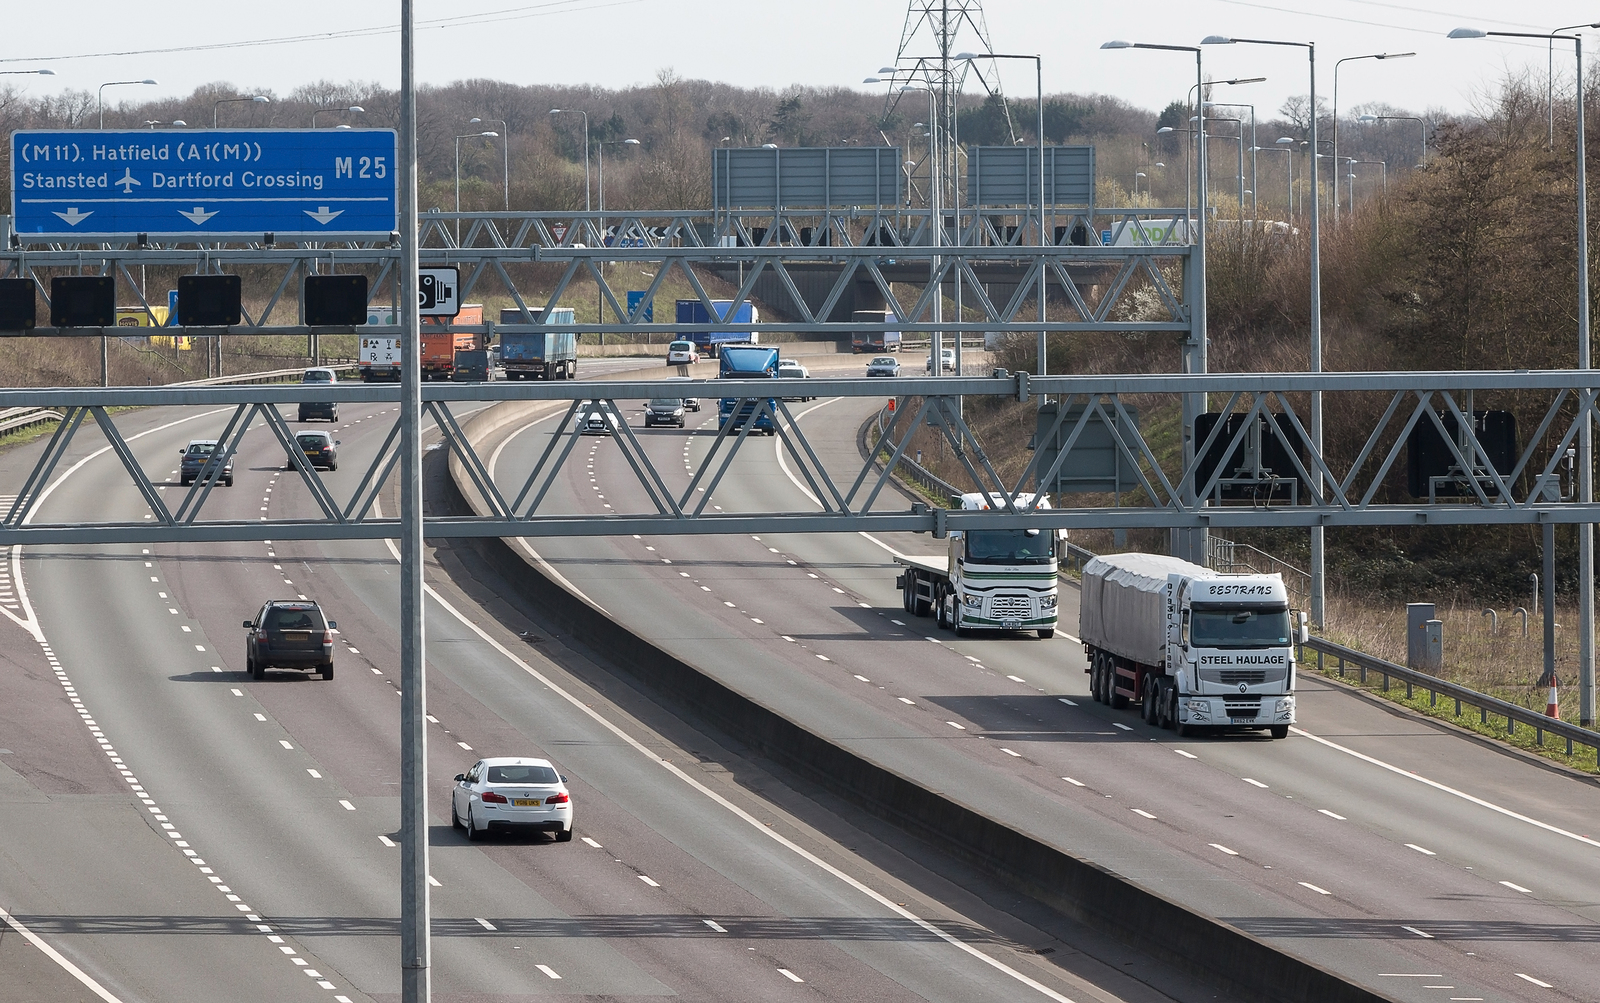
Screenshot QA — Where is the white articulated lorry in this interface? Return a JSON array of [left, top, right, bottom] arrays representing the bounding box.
[[1078, 552, 1307, 738], [895, 493, 1066, 639]]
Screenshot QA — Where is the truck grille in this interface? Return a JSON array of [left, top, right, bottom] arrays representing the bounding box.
[[1219, 670, 1267, 685], [1223, 699, 1261, 720], [990, 595, 1032, 616]]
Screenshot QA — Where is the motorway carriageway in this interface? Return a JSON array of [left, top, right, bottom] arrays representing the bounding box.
[[0, 356, 1222, 1003], [470, 357, 1600, 1003]]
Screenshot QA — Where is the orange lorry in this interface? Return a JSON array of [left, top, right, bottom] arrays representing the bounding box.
[[419, 303, 482, 380]]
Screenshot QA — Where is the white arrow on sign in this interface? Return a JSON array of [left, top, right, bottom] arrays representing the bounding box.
[[178, 206, 219, 225], [305, 206, 345, 225], [52, 208, 93, 226]]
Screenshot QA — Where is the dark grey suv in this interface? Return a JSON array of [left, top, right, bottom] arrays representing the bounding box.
[[643, 397, 686, 427], [244, 600, 337, 679]]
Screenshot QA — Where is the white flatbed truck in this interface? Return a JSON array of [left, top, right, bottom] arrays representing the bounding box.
[[894, 493, 1065, 639]]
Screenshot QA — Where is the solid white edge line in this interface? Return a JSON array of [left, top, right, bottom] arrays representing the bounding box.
[[0, 901, 126, 1003], [1290, 726, 1600, 850], [384, 538, 1080, 1003]]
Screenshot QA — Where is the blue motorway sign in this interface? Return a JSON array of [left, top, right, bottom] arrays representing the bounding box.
[[12, 129, 397, 240]]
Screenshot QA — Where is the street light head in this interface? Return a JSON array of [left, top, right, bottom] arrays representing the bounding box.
[[140, 79, 158, 85], [879, 66, 898, 74], [1156, 126, 1174, 134], [1376, 52, 1417, 59], [39, 69, 56, 76], [335, 124, 351, 129], [863, 77, 881, 84], [623, 138, 640, 145], [1200, 35, 1235, 45], [1447, 27, 1487, 39], [1276, 136, 1296, 145], [548, 108, 562, 114], [1099, 40, 1134, 50], [172, 120, 187, 127], [762, 143, 779, 149], [470, 117, 482, 124], [1155, 162, 1166, 167], [1225, 77, 1267, 85], [348, 106, 365, 114], [481, 131, 499, 137], [1359, 114, 1377, 123], [955, 51, 978, 60], [1135, 172, 1147, 177], [252, 95, 269, 103]]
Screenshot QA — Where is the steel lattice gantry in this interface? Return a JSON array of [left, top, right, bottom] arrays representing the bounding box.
[[4, 371, 1600, 546]]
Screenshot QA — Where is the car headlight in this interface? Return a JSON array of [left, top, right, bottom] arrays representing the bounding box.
[[1040, 594, 1058, 609], [1185, 699, 1212, 721], [1275, 696, 1295, 721], [962, 593, 982, 608]]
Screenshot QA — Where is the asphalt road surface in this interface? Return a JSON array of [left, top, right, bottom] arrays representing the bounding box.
[[0, 356, 1222, 1003], [471, 365, 1600, 1003]]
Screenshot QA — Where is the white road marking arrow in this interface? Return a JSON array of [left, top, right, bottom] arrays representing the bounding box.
[[52, 208, 93, 226], [305, 206, 344, 225], [178, 206, 218, 225]]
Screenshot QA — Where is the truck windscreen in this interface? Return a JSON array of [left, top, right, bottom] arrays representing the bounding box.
[[964, 529, 1054, 565], [1191, 607, 1291, 648]]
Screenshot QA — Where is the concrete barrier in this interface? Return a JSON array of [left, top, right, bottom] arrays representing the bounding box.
[[444, 403, 1397, 1003]]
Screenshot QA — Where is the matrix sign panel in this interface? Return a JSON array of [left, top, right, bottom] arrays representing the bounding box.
[[12, 129, 398, 240]]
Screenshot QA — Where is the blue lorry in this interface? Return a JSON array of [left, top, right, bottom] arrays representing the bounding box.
[[498, 307, 577, 380], [717, 345, 780, 436], [676, 299, 760, 355]]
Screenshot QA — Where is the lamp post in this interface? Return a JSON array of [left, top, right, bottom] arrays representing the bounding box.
[[1453, 25, 1593, 726], [1202, 33, 1324, 625], [0, 69, 55, 78], [596, 137, 640, 214], [470, 117, 510, 211], [1353, 159, 1386, 199], [1157, 78, 1263, 250], [312, 105, 364, 128], [1103, 39, 1208, 563], [1331, 51, 1414, 224], [1359, 113, 1427, 166], [454, 130, 499, 243], [213, 94, 268, 127], [1207, 101, 1258, 222], [1252, 136, 1297, 223], [1203, 116, 1245, 227], [548, 109, 591, 213], [97, 79, 157, 128], [1550, 23, 1600, 149]]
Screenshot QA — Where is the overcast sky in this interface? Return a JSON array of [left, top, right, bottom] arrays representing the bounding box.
[[4, 1, 1595, 123]]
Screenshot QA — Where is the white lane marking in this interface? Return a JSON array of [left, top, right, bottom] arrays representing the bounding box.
[[853, 674, 871, 682], [1058, 697, 1078, 706], [378, 836, 396, 847], [1318, 809, 1346, 820], [307, 769, 322, 779], [1112, 723, 1133, 731], [581, 837, 603, 848], [0, 903, 125, 1002], [339, 800, 356, 812], [536, 965, 562, 980], [1500, 880, 1533, 894], [1001, 748, 1021, 757], [1006, 674, 1026, 683], [457, 741, 473, 750], [1242, 778, 1269, 788], [1401, 925, 1434, 939], [253, 713, 267, 722], [1209, 843, 1238, 855], [1405, 843, 1436, 856], [1299, 881, 1331, 895], [392, 547, 1085, 1003], [1063, 777, 1085, 787], [1130, 808, 1156, 819], [1061, 632, 1080, 643], [898, 697, 915, 705], [1515, 973, 1553, 988], [427, 876, 442, 887], [946, 721, 966, 730], [703, 919, 727, 933], [475, 917, 497, 931], [778, 969, 805, 983], [1175, 749, 1198, 759], [638, 875, 660, 887], [1291, 725, 1600, 850], [816, 654, 831, 662], [279, 740, 293, 750]]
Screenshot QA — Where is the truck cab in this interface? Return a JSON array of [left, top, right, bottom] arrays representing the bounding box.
[[716, 345, 779, 436]]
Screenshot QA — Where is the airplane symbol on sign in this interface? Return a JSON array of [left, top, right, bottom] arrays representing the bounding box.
[[52, 207, 93, 226], [178, 206, 218, 225], [113, 168, 141, 194]]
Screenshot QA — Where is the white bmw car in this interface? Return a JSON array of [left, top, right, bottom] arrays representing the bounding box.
[[451, 757, 574, 841]]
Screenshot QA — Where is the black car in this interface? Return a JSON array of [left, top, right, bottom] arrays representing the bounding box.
[[643, 397, 686, 427], [244, 600, 336, 679], [287, 431, 339, 471]]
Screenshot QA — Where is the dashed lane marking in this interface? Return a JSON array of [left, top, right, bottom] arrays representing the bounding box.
[[1209, 843, 1238, 855]]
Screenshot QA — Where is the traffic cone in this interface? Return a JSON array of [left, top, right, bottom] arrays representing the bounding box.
[[1545, 681, 1560, 718]]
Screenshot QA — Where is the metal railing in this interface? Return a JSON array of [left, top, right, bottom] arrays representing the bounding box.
[[1303, 635, 1599, 763], [0, 364, 356, 440], [1208, 535, 1311, 608]]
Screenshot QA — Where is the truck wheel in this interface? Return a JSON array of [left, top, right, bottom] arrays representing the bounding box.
[[1037, 628, 1054, 639], [1109, 666, 1129, 709], [1090, 656, 1105, 703], [1270, 725, 1289, 740], [1143, 686, 1159, 726], [1161, 684, 1177, 730]]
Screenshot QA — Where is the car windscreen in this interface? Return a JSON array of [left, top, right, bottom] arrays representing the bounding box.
[[187, 443, 216, 455], [303, 371, 333, 382], [265, 608, 324, 630], [296, 435, 329, 448], [487, 764, 559, 784], [649, 398, 681, 407], [871, 358, 894, 365], [1190, 606, 1291, 648], [669, 341, 692, 350], [964, 529, 1054, 564]]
